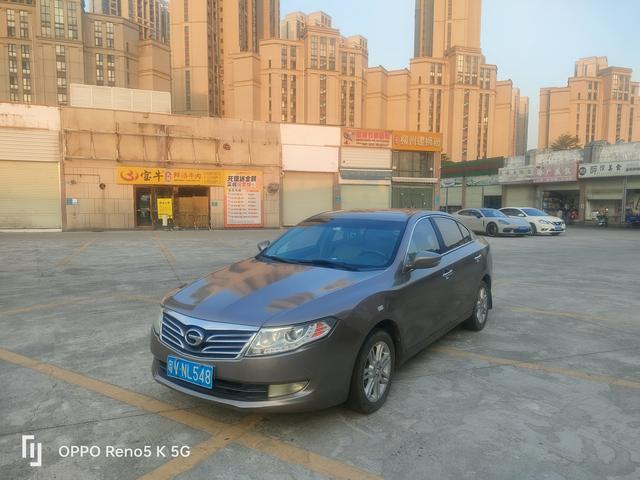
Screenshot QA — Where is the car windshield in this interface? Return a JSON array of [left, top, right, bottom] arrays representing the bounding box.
[[480, 208, 507, 218], [260, 218, 407, 270], [522, 208, 547, 216]]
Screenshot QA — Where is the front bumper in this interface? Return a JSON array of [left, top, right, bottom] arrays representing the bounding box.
[[537, 224, 565, 234], [501, 226, 530, 234], [150, 324, 359, 413]]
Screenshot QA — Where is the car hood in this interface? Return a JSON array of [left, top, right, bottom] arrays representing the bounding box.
[[163, 258, 379, 327]]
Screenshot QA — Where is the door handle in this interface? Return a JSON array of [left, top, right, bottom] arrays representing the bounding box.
[[474, 254, 482, 263], [442, 269, 454, 280]]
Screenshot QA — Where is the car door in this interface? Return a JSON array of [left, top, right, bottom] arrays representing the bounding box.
[[431, 216, 484, 325], [454, 210, 474, 231], [393, 217, 451, 352], [468, 209, 484, 232]]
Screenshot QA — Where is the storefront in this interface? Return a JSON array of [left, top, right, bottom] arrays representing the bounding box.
[[0, 104, 62, 229], [390, 131, 442, 209], [339, 128, 393, 210], [281, 125, 340, 226], [117, 166, 264, 229], [578, 159, 640, 224], [440, 157, 504, 211]]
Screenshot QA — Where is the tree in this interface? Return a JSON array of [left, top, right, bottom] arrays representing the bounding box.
[[551, 133, 581, 151]]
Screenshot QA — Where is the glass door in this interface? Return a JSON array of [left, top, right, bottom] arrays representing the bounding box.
[[135, 188, 152, 227]]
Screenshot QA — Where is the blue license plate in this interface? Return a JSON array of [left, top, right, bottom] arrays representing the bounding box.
[[166, 355, 214, 389], [555, 226, 563, 230]]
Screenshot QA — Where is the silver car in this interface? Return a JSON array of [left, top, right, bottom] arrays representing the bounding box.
[[454, 208, 530, 236]]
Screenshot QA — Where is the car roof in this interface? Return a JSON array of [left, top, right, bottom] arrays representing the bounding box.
[[304, 209, 446, 223]]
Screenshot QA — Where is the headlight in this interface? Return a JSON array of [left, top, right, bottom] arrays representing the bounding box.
[[153, 311, 163, 335], [498, 219, 509, 225], [245, 318, 336, 357], [539, 219, 551, 224]]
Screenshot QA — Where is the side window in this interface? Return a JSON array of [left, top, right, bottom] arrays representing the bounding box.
[[457, 210, 469, 216], [471, 209, 481, 217], [432, 217, 465, 252], [503, 208, 519, 217], [457, 222, 473, 243], [406, 218, 440, 260]]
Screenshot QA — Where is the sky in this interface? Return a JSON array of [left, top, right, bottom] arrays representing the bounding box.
[[281, 0, 640, 150]]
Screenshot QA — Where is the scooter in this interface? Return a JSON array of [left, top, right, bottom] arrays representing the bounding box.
[[596, 210, 609, 227]]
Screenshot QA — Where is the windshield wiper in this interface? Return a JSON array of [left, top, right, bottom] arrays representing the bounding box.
[[294, 259, 360, 271], [260, 254, 299, 264]]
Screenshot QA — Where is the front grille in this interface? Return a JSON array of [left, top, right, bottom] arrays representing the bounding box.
[[158, 361, 268, 401], [553, 221, 563, 225], [160, 312, 255, 360]]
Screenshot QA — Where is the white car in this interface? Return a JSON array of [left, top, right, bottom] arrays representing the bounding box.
[[453, 208, 531, 236], [499, 207, 566, 235]]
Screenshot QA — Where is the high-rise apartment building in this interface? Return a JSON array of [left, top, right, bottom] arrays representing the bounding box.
[[0, 0, 170, 106], [87, 0, 170, 43], [170, 0, 280, 117], [366, 0, 527, 161], [539, 56, 639, 148]]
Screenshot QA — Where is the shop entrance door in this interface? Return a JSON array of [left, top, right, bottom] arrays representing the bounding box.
[[392, 185, 433, 209], [135, 188, 152, 227]]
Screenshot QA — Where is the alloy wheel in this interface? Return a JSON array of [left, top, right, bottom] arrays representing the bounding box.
[[476, 286, 489, 324], [363, 341, 391, 402]]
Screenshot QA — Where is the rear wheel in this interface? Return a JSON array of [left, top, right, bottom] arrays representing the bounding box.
[[463, 281, 490, 331], [529, 223, 537, 236], [348, 329, 395, 414], [486, 223, 498, 236]]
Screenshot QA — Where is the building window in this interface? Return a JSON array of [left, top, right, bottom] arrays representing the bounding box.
[[18, 10, 28, 38], [21, 45, 31, 102], [106, 22, 114, 48], [281, 74, 288, 122], [183, 0, 189, 21], [290, 75, 297, 122], [462, 89, 470, 160], [349, 81, 355, 127], [615, 104, 623, 142], [7, 10, 16, 37], [341, 80, 347, 126], [447, 0, 453, 19], [281, 45, 287, 69], [268, 73, 272, 121], [40, 1, 52, 36], [319, 74, 327, 124], [349, 53, 355, 76], [185, 70, 191, 110], [238, 0, 248, 51], [96, 53, 104, 85], [329, 38, 336, 71], [8, 44, 19, 101], [319, 36, 327, 69], [95, 20, 103, 47], [392, 151, 435, 178], [436, 89, 442, 132], [341, 52, 347, 75], [56, 45, 67, 104], [428, 90, 434, 132], [107, 54, 116, 86], [54, 0, 64, 38], [67, 2, 78, 39], [629, 108, 634, 142], [290, 46, 296, 69], [184, 26, 190, 65], [446, 23, 451, 50], [310, 36, 318, 69]]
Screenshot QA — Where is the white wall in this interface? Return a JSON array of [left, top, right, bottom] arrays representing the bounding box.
[[0, 103, 60, 130], [280, 124, 340, 146], [282, 145, 339, 172]]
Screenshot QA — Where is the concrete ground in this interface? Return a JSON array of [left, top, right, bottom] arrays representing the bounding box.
[[0, 227, 639, 480]]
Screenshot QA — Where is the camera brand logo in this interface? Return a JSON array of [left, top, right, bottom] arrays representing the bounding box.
[[21, 435, 42, 467]]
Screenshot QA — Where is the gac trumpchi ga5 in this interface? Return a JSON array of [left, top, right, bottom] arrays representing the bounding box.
[[150, 210, 493, 413]]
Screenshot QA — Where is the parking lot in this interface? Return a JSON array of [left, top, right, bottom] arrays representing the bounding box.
[[1, 226, 639, 480]]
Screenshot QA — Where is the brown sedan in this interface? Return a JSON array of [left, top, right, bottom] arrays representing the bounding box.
[[150, 210, 493, 413]]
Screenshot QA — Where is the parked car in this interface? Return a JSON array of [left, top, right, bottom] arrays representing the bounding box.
[[499, 207, 566, 235], [151, 210, 493, 413], [453, 208, 530, 236]]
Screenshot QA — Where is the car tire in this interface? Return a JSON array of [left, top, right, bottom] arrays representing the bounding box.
[[529, 223, 537, 236], [463, 281, 490, 332], [486, 223, 498, 236], [348, 329, 395, 414]]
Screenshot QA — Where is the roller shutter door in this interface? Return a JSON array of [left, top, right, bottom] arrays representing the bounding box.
[[505, 185, 535, 207], [282, 172, 334, 226], [0, 161, 61, 228], [340, 185, 390, 210], [442, 187, 462, 207], [465, 186, 483, 208]]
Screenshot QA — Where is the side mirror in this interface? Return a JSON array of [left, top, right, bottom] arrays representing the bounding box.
[[257, 240, 271, 252], [405, 251, 442, 270]]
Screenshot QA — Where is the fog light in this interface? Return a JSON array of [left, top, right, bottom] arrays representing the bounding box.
[[268, 382, 307, 398]]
